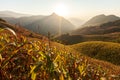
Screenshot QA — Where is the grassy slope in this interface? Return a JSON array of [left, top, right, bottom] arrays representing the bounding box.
[[22, 38, 120, 75], [35, 39, 120, 75], [53, 41, 120, 75], [70, 41, 120, 65]]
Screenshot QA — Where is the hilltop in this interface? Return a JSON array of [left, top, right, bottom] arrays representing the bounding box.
[[70, 41, 120, 65]]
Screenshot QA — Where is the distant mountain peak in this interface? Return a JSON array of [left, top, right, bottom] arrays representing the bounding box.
[[92, 14, 106, 19], [82, 14, 120, 27], [51, 12, 58, 16], [72, 19, 120, 35], [97, 14, 105, 16]]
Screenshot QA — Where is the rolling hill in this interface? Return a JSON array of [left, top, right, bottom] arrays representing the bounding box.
[[70, 41, 120, 65]]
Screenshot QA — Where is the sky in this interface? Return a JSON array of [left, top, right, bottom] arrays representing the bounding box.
[[0, 0, 120, 20]]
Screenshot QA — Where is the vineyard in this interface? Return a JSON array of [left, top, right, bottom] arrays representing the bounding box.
[[0, 28, 120, 80]]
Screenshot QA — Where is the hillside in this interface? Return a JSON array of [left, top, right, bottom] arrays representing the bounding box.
[[72, 19, 120, 35], [54, 19, 120, 45], [70, 41, 120, 65], [54, 32, 120, 44], [1, 12, 75, 36], [0, 19, 120, 79], [82, 14, 120, 27]]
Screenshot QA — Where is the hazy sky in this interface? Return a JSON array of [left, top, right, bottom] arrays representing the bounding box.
[[0, 0, 120, 20]]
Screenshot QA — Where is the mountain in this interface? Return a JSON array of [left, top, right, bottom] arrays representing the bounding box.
[[25, 13, 75, 35], [2, 15, 46, 26], [82, 14, 120, 27], [2, 12, 75, 36], [55, 19, 120, 45], [72, 19, 120, 35], [0, 10, 31, 18]]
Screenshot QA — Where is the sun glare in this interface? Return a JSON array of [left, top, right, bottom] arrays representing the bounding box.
[[54, 3, 69, 16]]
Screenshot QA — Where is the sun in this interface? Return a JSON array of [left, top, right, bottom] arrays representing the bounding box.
[[54, 3, 69, 16]]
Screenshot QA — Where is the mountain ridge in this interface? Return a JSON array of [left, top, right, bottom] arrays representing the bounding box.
[[72, 19, 120, 35], [81, 14, 120, 27], [1, 12, 75, 36], [55, 19, 120, 45], [0, 10, 31, 18]]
